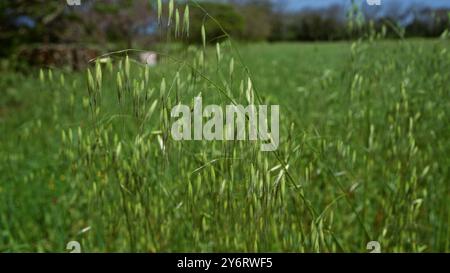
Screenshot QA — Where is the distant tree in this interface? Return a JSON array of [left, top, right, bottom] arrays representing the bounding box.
[[186, 1, 244, 44], [268, 12, 288, 41], [406, 18, 431, 37], [0, 0, 77, 56], [234, 0, 273, 41], [88, 0, 155, 49], [0, 0, 156, 57]]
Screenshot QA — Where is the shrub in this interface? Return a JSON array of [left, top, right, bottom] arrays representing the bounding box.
[[185, 1, 244, 44]]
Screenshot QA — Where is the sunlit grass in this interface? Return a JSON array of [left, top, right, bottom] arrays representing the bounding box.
[[0, 38, 449, 252]]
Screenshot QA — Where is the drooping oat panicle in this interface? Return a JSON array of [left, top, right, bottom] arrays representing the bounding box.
[[115, 142, 122, 158], [160, 77, 166, 99], [39, 69, 45, 84], [61, 130, 66, 144], [116, 72, 123, 103], [168, 0, 174, 27], [239, 79, 244, 98], [183, 5, 190, 37], [144, 65, 150, 86], [144, 99, 158, 123], [48, 69, 53, 82], [198, 51, 204, 67], [60, 74, 65, 87], [229, 58, 234, 74], [201, 24, 206, 49], [124, 55, 130, 81], [95, 60, 102, 90], [247, 78, 254, 104], [77, 127, 82, 141], [157, 0, 162, 25], [175, 8, 180, 38], [216, 42, 222, 63]]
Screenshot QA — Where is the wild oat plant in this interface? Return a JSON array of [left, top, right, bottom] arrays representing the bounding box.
[[0, 1, 449, 252]]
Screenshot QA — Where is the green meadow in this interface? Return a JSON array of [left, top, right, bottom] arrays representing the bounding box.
[[0, 39, 449, 252]]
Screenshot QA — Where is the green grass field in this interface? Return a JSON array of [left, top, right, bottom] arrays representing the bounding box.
[[0, 39, 449, 252]]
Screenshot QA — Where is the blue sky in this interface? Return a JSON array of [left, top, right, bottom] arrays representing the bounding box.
[[13, 0, 450, 28], [272, 0, 450, 25], [278, 0, 450, 11]]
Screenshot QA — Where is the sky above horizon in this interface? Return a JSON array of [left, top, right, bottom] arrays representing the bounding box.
[[277, 0, 450, 11], [271, 0, 450, 25]]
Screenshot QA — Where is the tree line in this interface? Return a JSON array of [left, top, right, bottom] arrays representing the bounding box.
[[1, 0, 450, 58]]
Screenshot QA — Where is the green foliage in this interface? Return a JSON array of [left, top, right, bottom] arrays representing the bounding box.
[[185, 1, 244, 44], [0, 0, 75, 56], [237, 0, 273, 41], [0, 39, 449, 252]]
